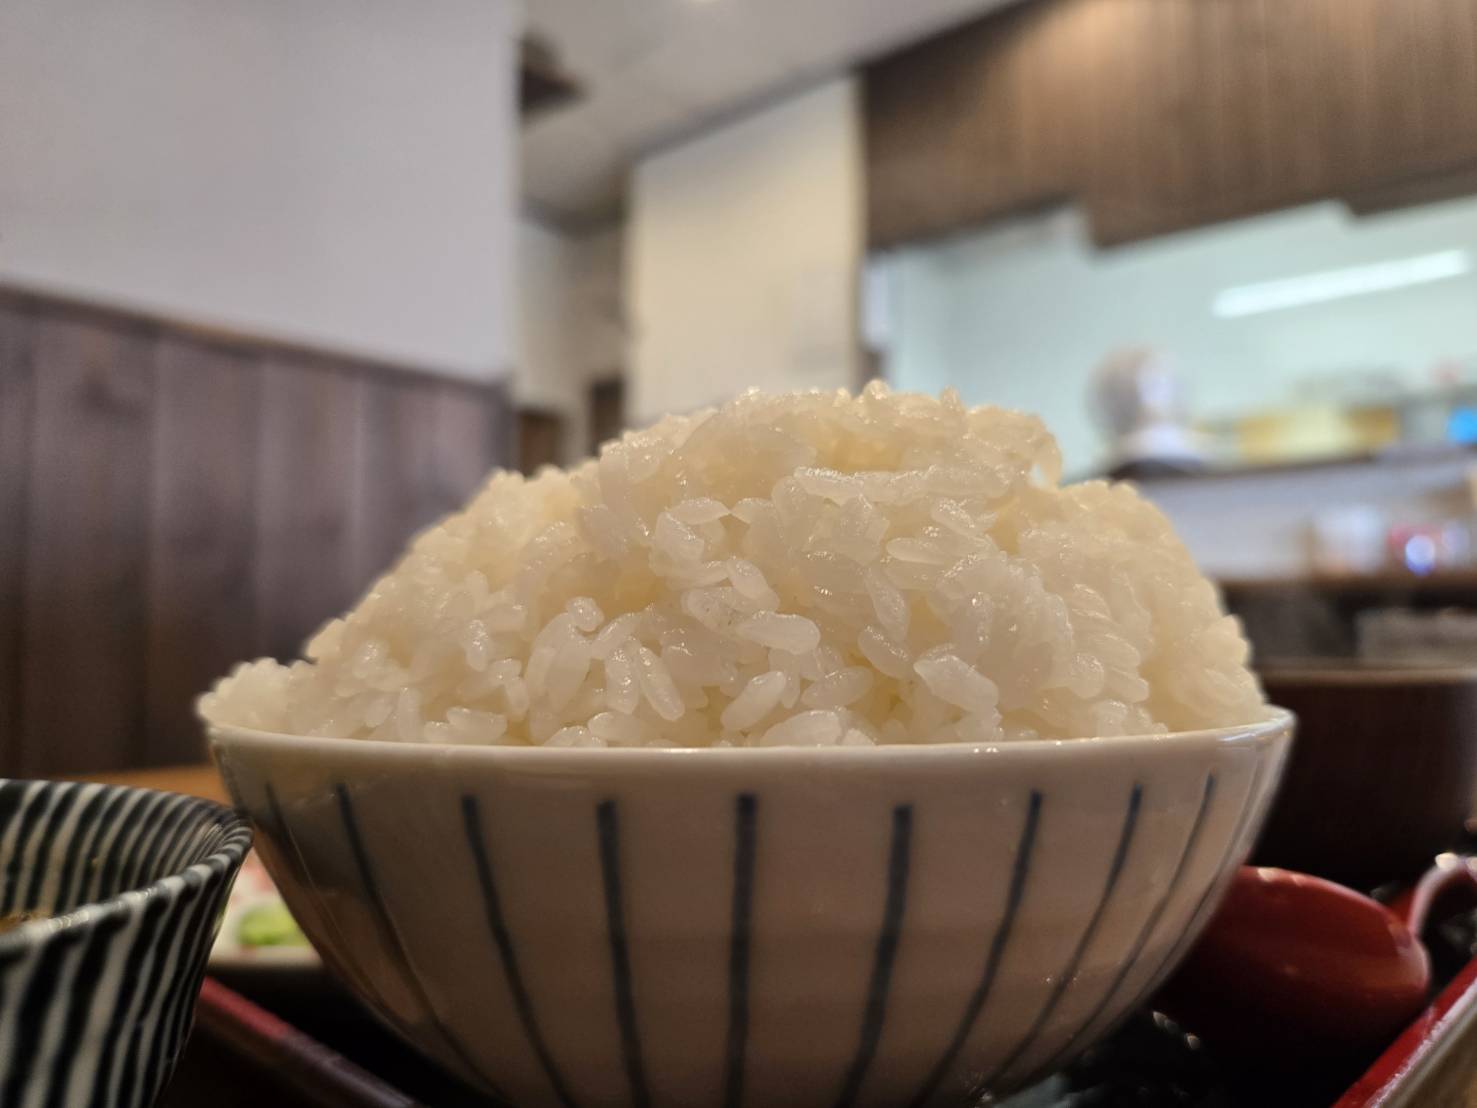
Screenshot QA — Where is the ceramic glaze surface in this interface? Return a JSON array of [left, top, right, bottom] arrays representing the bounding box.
[[212, 714, 1290, 1107], [0, 780, 252, 1108]]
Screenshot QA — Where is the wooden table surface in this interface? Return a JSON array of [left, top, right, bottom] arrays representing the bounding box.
[[75, 762, 231, 805]]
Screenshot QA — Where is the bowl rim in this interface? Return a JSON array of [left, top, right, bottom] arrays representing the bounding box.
[[0, 781, 253, 955], [207, 706, 1293, 766]]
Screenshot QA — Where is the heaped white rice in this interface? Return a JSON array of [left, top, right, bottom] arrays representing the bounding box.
[[200, 384, 1267, 748]]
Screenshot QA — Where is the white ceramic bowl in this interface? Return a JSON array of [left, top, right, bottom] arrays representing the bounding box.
[[210, 712, 1290, 1107]]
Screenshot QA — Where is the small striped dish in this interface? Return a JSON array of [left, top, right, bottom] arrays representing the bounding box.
[[213, 712, 1290, 1108], [0, 779, 253, 1108]]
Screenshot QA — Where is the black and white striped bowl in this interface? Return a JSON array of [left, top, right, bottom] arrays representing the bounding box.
[[0, 780, 252, 1108], [211, 711, 1290, 1107]]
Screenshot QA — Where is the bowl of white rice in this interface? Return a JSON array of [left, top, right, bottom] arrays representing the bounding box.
[[203, 384, 1291, 1105]]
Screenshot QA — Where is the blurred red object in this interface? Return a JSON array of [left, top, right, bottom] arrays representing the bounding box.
[[194, 978, 414, 1107], [1155, 866, 1439, 1061]]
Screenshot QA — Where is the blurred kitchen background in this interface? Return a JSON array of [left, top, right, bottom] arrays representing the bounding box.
[[4, 0, 1477, 778]]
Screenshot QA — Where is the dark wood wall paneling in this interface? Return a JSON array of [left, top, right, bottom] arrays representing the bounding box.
[[0, 305, 36, 771], [517, 409, 566, 475], [0, 289, 512, 777], [150, 339, 262, 764], [23, 314, 155, 774], [865, 0, 1477, 247], [588, 378, 625, 459]]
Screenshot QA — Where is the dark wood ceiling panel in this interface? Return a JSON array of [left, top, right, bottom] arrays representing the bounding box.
[[865, 0, 1477, 248]]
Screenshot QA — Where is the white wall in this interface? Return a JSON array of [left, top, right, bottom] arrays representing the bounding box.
[[516, 219, 626, 462], [518, 219, 585, 450], [0, 0, 521, 379], [574, 226, 629, 386], [628, 78, 864, 424], [885, 198, 1477, 474]]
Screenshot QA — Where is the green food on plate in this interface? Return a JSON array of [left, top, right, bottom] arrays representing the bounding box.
[[238, 901, 306, 948]]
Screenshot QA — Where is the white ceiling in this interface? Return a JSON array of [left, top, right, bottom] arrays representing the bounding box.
[[521, 0, 1020, 224]]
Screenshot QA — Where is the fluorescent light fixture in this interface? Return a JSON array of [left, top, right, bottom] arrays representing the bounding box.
[[1212, 249, 1472, 318]]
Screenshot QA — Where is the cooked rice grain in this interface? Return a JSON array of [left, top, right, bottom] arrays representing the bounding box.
[[200, 384, 1267, 746]]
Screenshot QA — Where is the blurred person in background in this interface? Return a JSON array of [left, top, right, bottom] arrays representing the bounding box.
[[1090, 346, 1209, 479]]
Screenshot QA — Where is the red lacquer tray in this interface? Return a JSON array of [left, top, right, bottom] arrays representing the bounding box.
[[1337, 954, 1477, 1106], [173, 942, 1477, 1108]]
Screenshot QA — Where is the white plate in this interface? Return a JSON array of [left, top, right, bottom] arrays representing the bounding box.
[[209, 848, 321, 974]]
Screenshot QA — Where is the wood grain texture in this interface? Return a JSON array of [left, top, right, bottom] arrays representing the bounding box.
[[517, 408, 564, 475], [1255, 668, 1477, 885], [73, 763, 229, 806], [254, 360, 364, 662], [865, 0, 1477, 247], [146, 336, 262, 765], [1257, 0, 1345, 203], [21, 315, 155, 775], [352, 377, 441, 586], [0, 304, 36, 756], [0, 289, 513, 777], [433, 382, 507, 504], [588, 378, 625, 458], [353, 378, 508, 583]]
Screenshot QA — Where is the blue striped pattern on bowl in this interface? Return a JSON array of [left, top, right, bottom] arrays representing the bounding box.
[[0, 779, 253, 1108], [214, 714, 1289, 1108]]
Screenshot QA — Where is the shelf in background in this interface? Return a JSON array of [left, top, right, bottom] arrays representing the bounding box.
[[1219, 571, 1477, 594]]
